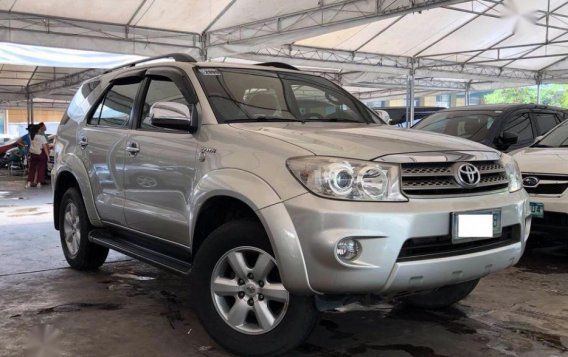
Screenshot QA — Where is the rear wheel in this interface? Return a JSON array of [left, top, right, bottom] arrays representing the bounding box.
[[401, 279, 480, 309], [59, 187, 108, 270], [192, 220, 319, 356]]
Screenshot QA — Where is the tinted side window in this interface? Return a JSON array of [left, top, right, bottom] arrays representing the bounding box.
[[89, 81, 140, 127], [140, 79, 190, 130], [503, 113, 534, 142], [533, 112, 559, 135]]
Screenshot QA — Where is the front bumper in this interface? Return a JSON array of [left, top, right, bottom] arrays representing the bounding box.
[[260, 190, 531, 295]]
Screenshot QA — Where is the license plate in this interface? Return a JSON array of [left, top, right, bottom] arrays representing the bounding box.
[[452, 209, 502, 243], [530, 202, 544, 218]]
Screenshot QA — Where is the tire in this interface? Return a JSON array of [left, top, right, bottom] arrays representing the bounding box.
[[192, 220, 319, 356], [401, 279, 480, 310], [59, 187, 108, 270]]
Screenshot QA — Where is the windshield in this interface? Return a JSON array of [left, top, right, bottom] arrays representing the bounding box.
[[196, 67, 379, 124], [535, 120, 568, 147], [414, 111, 498, 142]]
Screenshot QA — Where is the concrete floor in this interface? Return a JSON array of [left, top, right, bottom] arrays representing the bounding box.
[[1, 174, 567, 357]]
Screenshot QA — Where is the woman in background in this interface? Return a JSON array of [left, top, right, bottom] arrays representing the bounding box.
[[26, 123, 49, 188]]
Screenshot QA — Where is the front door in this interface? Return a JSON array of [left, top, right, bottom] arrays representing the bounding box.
[[531, 110, 562, 136], [80, 77, 143, 225], [123, 72, 198, 245], [500, 111, 535, 151]]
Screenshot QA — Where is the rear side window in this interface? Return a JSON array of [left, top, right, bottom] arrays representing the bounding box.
[[533, 112, 559, 135], [502, 113, 534, 142], [89, 81, 141, 127], [64, 80, 101, 124]]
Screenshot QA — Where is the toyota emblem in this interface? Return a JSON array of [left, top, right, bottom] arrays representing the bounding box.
[[523, 176, 539, 187], [454, 163, 481, 188]]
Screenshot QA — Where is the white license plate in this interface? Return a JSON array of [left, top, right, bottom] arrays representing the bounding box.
[[452, 210, 502, 242]]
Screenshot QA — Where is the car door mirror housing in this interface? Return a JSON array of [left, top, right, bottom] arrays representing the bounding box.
[[149, 101, 198, 132], [494, 131, 518, 150]]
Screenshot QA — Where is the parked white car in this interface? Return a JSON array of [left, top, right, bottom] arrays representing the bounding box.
[[512, 120, 568, 234]]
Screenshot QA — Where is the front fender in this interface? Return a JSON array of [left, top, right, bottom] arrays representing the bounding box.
[[191, 169, 315, 294]]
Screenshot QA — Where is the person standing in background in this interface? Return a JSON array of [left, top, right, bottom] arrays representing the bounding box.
[[25, 123, 49, 188]]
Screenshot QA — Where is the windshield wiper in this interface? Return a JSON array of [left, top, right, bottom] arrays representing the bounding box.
[[532, 144, 552, 148], [229, 116, 305, 123], [309, 118, 364, 123]]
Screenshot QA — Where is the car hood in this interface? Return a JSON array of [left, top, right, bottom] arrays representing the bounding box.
[[230, 123, 495, 160], [512, 147, 568, 175]]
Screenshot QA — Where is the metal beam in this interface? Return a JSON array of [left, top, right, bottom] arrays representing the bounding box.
[[206, 0, 470, 58], [414, 1, 503, 57], [465, 52, 568, 65], [26, 68, 103, 97], [415, 33, 568, 61], [343, 75, 468, 91], [238, 45, 538, 84], [353, 15, 405, 51], [440, 5, 501, 18], [0, 11, 202, 57], [353, 88, 451, 101]]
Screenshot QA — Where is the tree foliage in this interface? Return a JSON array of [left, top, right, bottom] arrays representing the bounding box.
[[483, 84, 568, 108]]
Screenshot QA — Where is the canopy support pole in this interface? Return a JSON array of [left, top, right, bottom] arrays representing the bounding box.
[[26, 94, 34, 126], [407, 60, 416, 127], [465, 81, 471, 106], [536, 73, 543, 104]]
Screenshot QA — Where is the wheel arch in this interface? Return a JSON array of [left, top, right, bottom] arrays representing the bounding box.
[[53, 155, 101, 230], [190, 169, 314, 294]]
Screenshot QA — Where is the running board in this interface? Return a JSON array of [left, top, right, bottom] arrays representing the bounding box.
[[88, 229, 192, 274]]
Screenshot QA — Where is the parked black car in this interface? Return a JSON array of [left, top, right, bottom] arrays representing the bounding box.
[[413, 104, 568, 152]]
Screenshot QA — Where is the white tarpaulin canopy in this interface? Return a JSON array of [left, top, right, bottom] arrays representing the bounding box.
[[0, 0, 567, 103]]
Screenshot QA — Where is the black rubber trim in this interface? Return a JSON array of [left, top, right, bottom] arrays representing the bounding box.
[[397, 224, 521, 262], [89, 229, 192, 274]]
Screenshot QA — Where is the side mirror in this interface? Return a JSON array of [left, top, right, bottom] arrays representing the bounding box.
[[494, 131, 518, 150], [149, 101, 198, 132]]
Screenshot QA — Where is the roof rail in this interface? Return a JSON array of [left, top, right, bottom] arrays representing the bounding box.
[[104, 53, 197, 73], [256, 62, 299, 71]]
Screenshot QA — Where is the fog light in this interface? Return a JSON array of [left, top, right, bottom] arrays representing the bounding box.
[[336, 238, 361, 261]]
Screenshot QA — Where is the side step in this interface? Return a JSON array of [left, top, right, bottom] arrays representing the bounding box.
[[88, 229, 192, 274]]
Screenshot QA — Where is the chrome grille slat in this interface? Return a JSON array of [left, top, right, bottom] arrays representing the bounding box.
[[401, 160, 509, 197]]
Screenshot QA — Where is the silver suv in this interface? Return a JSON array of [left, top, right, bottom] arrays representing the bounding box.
[[52, 54, 532, 356]]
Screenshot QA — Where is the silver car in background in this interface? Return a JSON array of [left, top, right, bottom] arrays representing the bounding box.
[[52, 55, 531, 356]]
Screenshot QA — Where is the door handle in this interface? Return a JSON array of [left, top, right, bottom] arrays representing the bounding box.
[[78, 136, 88, 149], [126, 142, 140, 155]]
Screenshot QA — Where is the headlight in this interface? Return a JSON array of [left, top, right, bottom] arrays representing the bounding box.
[[500, 153, 522, 192], [286, 156, 407, 201]]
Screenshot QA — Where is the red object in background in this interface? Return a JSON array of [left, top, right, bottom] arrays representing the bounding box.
[[0, 138, 18, 156]]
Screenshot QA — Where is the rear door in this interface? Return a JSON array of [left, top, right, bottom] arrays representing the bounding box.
[[123, 68, 199, 245], [531, 110, 562, 136], [81, 75, 143, 225]]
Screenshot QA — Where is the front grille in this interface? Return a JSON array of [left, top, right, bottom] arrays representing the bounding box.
[[397, 225, 520, 262], [522, 174, 568, 195], [401, 160, 509, 197]]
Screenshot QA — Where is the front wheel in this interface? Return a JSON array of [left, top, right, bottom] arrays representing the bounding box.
[[59, 187, 108, 270], [192, 220, 319, 356], [401, 279, 480, 309]]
